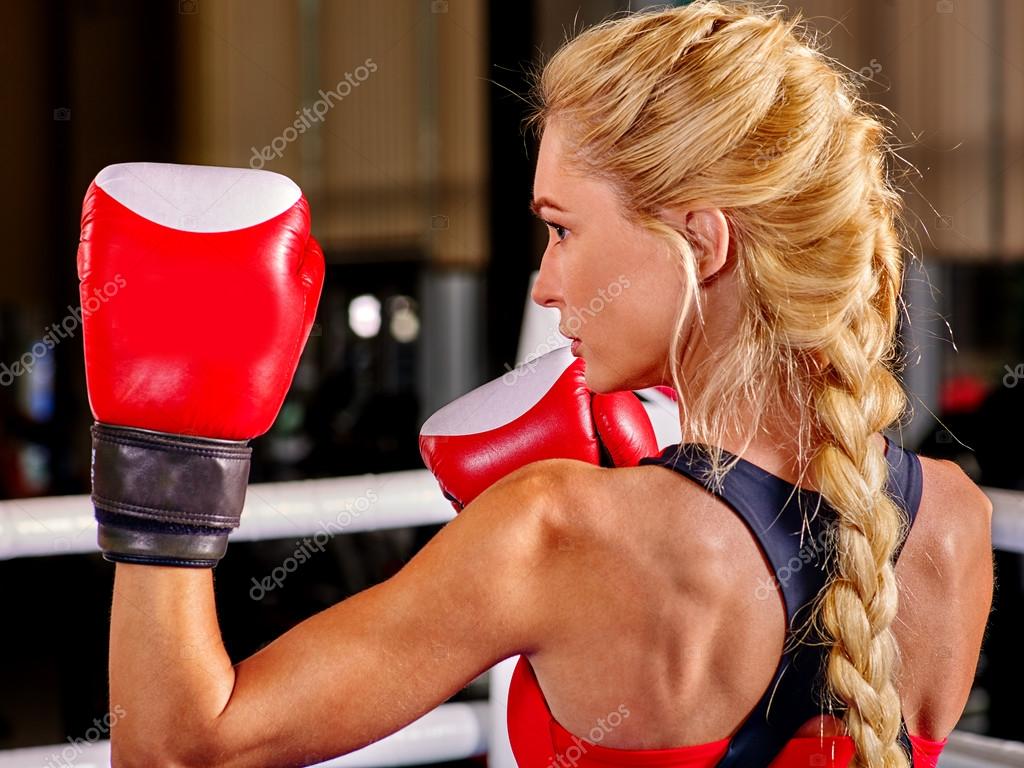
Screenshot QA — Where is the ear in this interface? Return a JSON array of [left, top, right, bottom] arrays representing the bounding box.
[[658, 205, 730, 282], [684, 208, 730, 281]]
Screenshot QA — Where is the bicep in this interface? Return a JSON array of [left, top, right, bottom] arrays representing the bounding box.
[[204, 466, 555, 768]]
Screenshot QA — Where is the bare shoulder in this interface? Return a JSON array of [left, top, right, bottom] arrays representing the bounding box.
[[504, 458, 612, 537], [457, 458, 612, 562], [918, 453, 992, 513], [895, 453, 994, 738], [911, 454, 993, 568], [517, 459, 666, 527], [898, 452, 993, 620], [522, 459, 719, 568]]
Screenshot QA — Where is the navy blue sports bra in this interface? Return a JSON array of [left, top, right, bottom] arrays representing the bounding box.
[[637, 435, 924, 766]]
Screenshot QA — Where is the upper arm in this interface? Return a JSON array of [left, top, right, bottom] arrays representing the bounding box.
[[894, 457, 994, 738], [201, 462, 565, 768]]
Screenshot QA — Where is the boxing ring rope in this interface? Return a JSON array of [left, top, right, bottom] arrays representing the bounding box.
[[0, 470, 457, 561], [0, 471, 1022, 767], [2, 470, 1022, 561]]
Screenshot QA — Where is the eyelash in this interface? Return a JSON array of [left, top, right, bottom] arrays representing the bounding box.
[[544, 221, 568, 242]]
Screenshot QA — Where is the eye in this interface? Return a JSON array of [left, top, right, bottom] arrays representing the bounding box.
[[545, 221, 568, 242]]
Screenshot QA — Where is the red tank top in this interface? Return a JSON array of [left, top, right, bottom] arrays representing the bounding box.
[[507, 655, 947, 767]]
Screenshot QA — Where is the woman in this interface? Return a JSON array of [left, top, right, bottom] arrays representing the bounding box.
[[107, 3, 993, 767]]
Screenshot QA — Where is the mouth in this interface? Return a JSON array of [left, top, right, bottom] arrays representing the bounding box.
[[559, 326, 582, 356]]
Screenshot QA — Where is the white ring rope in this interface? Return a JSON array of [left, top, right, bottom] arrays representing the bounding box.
[[0, 470, 1021, 560], [0, 470, 455, 561]]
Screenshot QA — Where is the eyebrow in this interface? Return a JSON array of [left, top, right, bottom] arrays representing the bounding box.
[[529, 196, 568, 217]]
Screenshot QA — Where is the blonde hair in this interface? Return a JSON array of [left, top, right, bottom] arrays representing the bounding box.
[[526, 3, 914, 766]]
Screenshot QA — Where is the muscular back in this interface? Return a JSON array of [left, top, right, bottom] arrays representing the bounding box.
[[527, 442, 994, 750]]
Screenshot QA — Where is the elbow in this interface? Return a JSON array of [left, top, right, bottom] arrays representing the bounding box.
[[110, 740, 187, 768], [110, 722, 224, 768]]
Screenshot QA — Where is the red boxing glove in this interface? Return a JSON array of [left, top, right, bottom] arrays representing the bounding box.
[[419, 346, 658, 511], [79, 162, 324, 566]]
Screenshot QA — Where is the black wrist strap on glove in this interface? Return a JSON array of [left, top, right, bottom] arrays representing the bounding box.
[[90, 423, 252, 568]]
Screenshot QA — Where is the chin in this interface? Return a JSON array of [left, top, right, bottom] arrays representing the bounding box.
[[585, 359, 664, 394], [583, 362, 632, 395]]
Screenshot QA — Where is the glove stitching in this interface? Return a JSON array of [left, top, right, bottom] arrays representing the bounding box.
[[93, 494, 238, 526], [105, 554, 217, 567], [95, 433, 250, 460]]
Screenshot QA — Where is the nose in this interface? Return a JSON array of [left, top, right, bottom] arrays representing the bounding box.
[[530, 246, 563, 309]]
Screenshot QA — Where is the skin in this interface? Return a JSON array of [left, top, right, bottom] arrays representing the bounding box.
[[108, 121, 994, 766], [110, 465, 561, 768], [530, 123, 728, 396]]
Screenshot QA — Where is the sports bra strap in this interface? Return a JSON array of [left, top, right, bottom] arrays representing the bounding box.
[[637, 436, 924, 766]]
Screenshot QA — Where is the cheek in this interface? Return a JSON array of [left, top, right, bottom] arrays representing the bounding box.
[[562, 246, 633, 319], [616, 301, 673, 359], [565, 230, 683, 345], [613, 271, 685, 375], [561, 265, 612, 327], [622, 258, 684, 331]]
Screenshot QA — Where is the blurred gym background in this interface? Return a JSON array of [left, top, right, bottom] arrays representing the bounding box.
[[0, 0, 1021, 761]]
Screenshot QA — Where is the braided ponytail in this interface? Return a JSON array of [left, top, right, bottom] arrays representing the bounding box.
[[810, 180, 912, 767]]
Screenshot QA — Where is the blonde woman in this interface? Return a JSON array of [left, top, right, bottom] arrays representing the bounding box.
[[517, 3, 992, 765], [98, 3, 992, 768]]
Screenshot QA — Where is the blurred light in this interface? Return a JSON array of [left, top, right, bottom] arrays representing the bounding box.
[[391, 307, 420, 342], [388, 295, 419, 343], [22, 344, 55, 422], [20, 444, 50, 493], [349, 294, 381, 338]]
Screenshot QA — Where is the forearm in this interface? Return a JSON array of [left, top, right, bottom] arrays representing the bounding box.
[[79, 162, 326, 766], [110, 563, 235, 766]]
